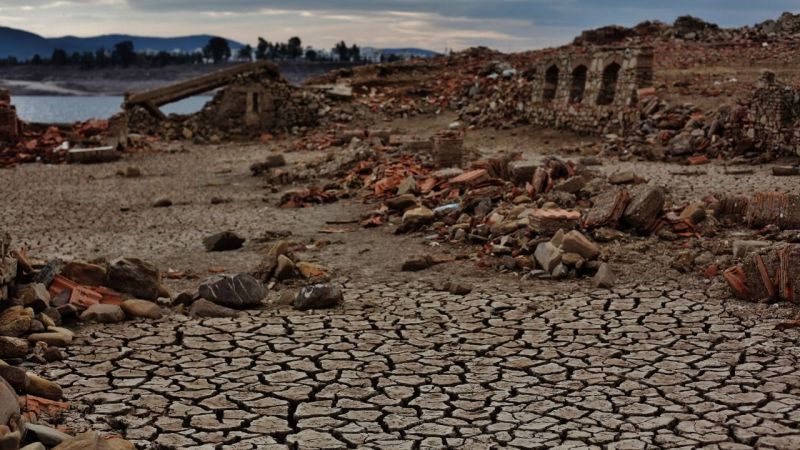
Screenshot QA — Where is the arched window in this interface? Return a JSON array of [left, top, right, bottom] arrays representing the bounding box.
[[569, 65, 588, 103], [597, 62, 621, 105], [542, 65, 559, 101]]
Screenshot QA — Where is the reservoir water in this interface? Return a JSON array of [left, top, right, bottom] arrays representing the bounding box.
[[10, 96, 209, 123]]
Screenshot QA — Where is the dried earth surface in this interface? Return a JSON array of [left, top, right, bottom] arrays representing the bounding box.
[[2, 113, 800, 449]]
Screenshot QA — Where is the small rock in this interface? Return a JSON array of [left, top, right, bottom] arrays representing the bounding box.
[[189, 299, 240, 318], [561, 252, 584, 267], [106, 258, 162, 301], [294, 284, 343, 311], [253, 241, 291, 282], [203, 231, 245, 252], [401, 256, 434, 272], [387, 194, 417, 211], [680, 203, 707, 224], [198, 274, 266, 309], [396, 176, 417, 195], [0, 307, 33, 337], [560, 230, 600, 260], [20, 443, 46, 450], [43, 347, 64, 362], [447, 282, 472, 295], [122, 167, 141, 178], [152, 197, 173, 208], [0, 378, 19, 426], [27, 327, 73, 347], [296, 262, 329, 279], [623, 185, 665, 232], [593, 263, 616, 288], [61, 261, 106, 286], [732, 240, 771, 259], [402, 207, 435, 229], [25, 423, 71, 446], [609, 171, 636, 185], [26, 372, 62, 400], [120, 300, 162, 320], [17, 283, 50, 312], [0, 336, 28, 359], [274, 255, 296, 281], [0, 431, 20, 450], [80, 304, 126, 324], [534, 242, 562, 272]]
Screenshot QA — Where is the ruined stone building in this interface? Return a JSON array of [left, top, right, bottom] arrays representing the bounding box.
[[0, 89, 20, 143], [745, 71, 800, 156], [526, 46, 654, 134]]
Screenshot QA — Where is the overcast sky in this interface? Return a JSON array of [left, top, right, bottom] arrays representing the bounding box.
[[1, 1, 798, 52]]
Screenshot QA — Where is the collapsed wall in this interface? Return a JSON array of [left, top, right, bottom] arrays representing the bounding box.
[[127, 72, 325, 141], [526, 46, 654, 135]]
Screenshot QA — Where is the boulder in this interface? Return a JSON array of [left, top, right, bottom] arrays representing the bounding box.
[[198, 274, 266, 309], [189, 299, 240, 318], [202, 231, 245, 252], [534, 242, 562, 273], [0, 307, 33, 337], [293, 284, 343, 311], [106, 258, 161, 300], [61, 261, 106, 286], [0, 337, 28, 359], [80, 304, 125, 324], [120, 300, 162, 320]]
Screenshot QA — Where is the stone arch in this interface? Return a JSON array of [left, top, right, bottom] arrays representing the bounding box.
[[597, 62, 621, 105], [569, 65, 588, 103], [542, 65, 559, 101]]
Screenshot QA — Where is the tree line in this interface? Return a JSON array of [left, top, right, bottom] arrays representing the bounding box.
[[0, 36, 363, 68]]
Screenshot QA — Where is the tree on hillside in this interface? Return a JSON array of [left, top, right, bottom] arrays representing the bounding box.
[[238, 44, 253, 61], [334, 41, 349, 61], [288, 36, 303, 59], [112, 41, 136, 67], [255, 37, 269, 60], [50, 49, 68, 65], [30, 54, 43, 65], [204, 37, 231, 63], [350, 44, 360, 62], [305, 48, 318, 61]]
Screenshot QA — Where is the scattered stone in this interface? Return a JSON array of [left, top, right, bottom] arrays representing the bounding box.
[[27, 327, 73, 347], [0, 378, 18, 426], [17, 283, 50, 312], [120, 300, 162, 320], [26, 372, 62, 400], [401, 256, 434, 272], [387, 194, 417, 211], [61, 261, 106, 286], [0, 336, 27, 359], [623, 185, 665, 232], [733, 240, 771, 259], [296, 262, 329, 279], [680, 203, 707, 224], [584, 189, 631, 229], [402, 207, 435, 229], [0, 307, 33, 337], [202, 231, 245, 252], [80, 304, 126, 324], [198, 274, 266, 309], [396, 176, 417, 195], [152, 198, 173, 208], [189, 299, 240, 318], [25, 423, 71, 446], [609, 171, 636, 185], [529, 209, 581, 235], [106, 258, 162, 301], [253, 241, 291, 281], [560, 230, 601, 260], [293, 284, 343, 311], [535, 242, 563, 272], [447, 282, 472, 295], [274, 255, 297, 281], [593, 263, 616, 288]]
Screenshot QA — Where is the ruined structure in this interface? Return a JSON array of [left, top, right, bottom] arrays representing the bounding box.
[[0, 89, 20, 143], [125, 61, 325, 140], [526, 46, 654, 134], [745, 71, 800, 156]]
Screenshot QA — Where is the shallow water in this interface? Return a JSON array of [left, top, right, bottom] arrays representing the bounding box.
[[11, 96, 209, 123]]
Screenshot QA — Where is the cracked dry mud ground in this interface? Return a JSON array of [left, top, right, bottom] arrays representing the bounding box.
[[45, 281, 800, 449]]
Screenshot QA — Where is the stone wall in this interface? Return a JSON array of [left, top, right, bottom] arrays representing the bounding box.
[[525, 46, 654, 135], [0, 89, 20, 143], [741, 71, 800, 156]]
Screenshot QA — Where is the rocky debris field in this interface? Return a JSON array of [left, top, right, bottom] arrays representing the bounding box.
[[0, 112, 799, 449]]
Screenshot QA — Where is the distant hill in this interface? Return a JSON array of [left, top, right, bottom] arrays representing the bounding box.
[[379, 48, 441, 58], [0, 26, 244, 59]]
